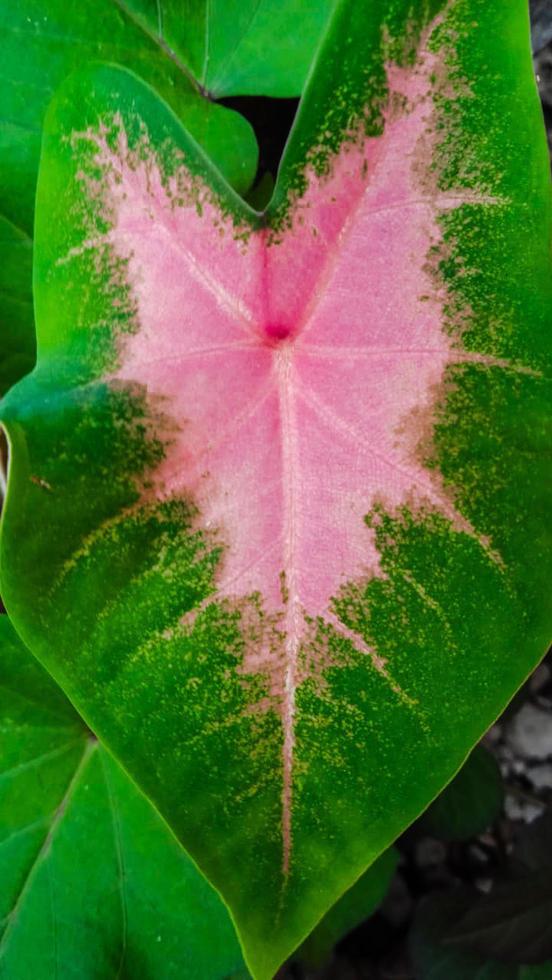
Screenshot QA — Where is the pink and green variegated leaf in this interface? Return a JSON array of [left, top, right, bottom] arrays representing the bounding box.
[[1, 0, 551, 976]]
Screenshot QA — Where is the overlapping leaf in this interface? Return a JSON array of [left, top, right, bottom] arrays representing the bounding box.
[[298, 847, 398, 967], [1, 0, 551, 976], [0, 219, 33, 397], [419, 746, 504, 841], [446, 813, 552, 966], [119, 0, 337, 97], [0, 616, 245, 979], [410, 890, 552, 980]]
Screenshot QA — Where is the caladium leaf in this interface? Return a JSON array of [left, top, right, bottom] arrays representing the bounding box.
[[1, 0, 551, 976], [0, 615, 245, 978], [1, 0, 334, 240]]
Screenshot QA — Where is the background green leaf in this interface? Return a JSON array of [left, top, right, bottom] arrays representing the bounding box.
[[410, 889, 552, 980], [147, 0, 337, 97], [445, 812, 552, 965], [0, 0, 260, 231], [448, 876, 552, 966], [419, 746, 504, 842], [297, 847, 399, 967], [0, 219, 34, 398], [0, 615, 245, 979]]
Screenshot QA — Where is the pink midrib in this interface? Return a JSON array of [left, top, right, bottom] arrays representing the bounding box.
[[274, 343, 300, 878]]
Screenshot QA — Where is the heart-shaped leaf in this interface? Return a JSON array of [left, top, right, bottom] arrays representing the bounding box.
[[0, 615, 245, 978], [1, 0, 551, 976]]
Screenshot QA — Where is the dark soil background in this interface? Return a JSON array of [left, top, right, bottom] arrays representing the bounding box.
[[273, 6, 552, 978]]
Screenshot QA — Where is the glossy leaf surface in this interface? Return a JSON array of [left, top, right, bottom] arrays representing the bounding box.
[[1, 0, 551, 976], [0, 616, 245, 979]]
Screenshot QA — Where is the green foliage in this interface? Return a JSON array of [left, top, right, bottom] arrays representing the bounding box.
[[0, 219, 34, 397], [446, 814, 552, 965], [410, 814, 552, 978], [0, 616, 245, 979], [298, 848, 399, 967], [0, 0, 257, 392], [419, 746, 504, 841], [119, 0, 337, 97], [410, 890, 552, 980]]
